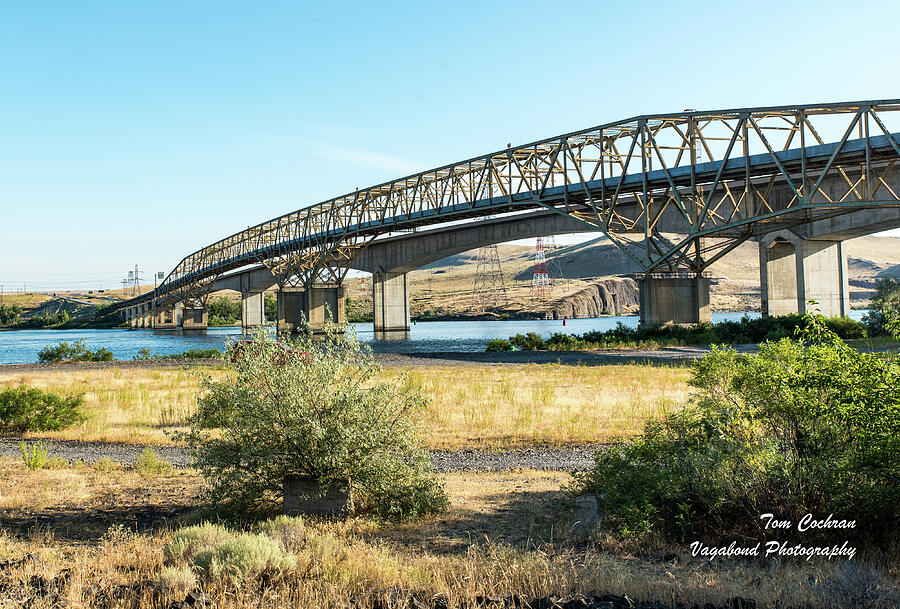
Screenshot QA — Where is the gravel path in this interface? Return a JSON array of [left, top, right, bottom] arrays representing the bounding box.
[[1, 438, 600, 472]]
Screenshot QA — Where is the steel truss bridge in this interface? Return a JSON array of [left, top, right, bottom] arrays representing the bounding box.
[[119, 99, 900, 311]]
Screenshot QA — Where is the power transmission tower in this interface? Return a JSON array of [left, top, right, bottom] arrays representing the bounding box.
[[543, 235, 564, 284], [471, 245, 508, 312], [359, 275, 369, 298], [123, 265, 144, 297], [531, 237, 550, 298]]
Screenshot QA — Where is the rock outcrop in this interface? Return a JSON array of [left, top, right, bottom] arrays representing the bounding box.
[[545, 277, 638, 319]]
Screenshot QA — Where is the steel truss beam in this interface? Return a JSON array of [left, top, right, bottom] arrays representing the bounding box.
[[121, 100, 900, 310]]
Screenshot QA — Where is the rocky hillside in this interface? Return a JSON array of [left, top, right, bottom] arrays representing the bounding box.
[[542, 277, 638, 319]]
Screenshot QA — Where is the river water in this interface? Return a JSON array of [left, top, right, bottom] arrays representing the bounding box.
[[0, 311, 869, 365]]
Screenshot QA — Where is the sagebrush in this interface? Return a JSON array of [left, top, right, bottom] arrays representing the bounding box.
[[181, 326, 447, 519]]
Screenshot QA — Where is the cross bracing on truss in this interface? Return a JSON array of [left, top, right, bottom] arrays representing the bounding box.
[[119, 100, 900, 309]]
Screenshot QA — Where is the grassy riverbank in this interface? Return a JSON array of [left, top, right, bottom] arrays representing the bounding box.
[[0, 363, 690, 448]]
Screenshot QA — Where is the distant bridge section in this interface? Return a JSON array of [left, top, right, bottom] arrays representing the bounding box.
[[118, 100, 900, 332]]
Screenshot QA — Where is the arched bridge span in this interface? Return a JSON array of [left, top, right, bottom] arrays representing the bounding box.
[[118, 100, 900, 331]]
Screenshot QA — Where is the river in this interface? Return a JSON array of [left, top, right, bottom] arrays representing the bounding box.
[[0, 311, 869, 365]]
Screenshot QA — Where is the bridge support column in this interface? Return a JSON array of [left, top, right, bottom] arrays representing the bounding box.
[[140, 303, 151, 328], [373, 271, 410, 332], [181, 306, 208, 330], [277, 286, 345, 333], [241, 291, 265, 329], [760, 232, 849, 317], [639, 275, 710, 327], [151, 302, 178, 329]]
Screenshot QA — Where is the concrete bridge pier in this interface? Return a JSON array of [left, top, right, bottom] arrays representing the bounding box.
[[277, 285, 345, 333], [139, 302, 151, 328], [639, 275, 711, 327], [759, 231, 850, 317], [241, 291, 266, 330], [151, 301, 179, 329], [181, 305, 208, 330], [373, 270, 410, 332]]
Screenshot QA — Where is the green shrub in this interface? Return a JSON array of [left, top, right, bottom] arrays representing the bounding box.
[[180, 327, 447, 519], [509, 332, 546, 351], [0, 304, 22, 326], [19, 441, 48, 470], [0, 386, 85, 433], [572, 313, 900, 543], [133, 347, 221, 361], [192, 532, 295, 582], [863, 277, 900, 337], [498, 314, 867, 352], [545, 333, 582, 350], [135, 448, 172, 477], [485, 338, 513, 352], [37, 340, 114, 363]]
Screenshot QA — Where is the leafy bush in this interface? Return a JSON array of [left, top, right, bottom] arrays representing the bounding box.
[[493, 314, 867, 352], [572, 314, 900, 542], [509, 332, 546, 351], [180, 327, 447, 519], [862, 277, 900, 336], [37, 340, 113, 363], [0, 304, 22, 325], [133, 347, 221, 360], [0, 386, 85, 433], [19, 441, 48, 470], [135, 448, 173, 476], [485, 338, 513, 352], [207, 296, 242, 326]]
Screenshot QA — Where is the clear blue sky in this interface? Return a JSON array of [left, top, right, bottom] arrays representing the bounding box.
[[1, 0, 899, 290]]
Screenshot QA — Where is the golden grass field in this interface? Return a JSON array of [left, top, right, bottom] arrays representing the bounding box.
[[2, 458, 891, 609], [0, 363, 691, 448]]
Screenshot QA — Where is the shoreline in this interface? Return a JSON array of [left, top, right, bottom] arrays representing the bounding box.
[[0, 346, 749, 371]]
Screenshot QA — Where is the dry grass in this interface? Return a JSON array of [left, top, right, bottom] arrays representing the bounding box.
[[0, 460, 895, 609], [403, 363, 689, 448], [0, 363, 690, 448], [0, 367, 211, 445]]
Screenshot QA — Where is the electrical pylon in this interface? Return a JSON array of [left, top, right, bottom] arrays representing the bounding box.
[[471, 245, 508, 312], [531, 237, 550, 298]]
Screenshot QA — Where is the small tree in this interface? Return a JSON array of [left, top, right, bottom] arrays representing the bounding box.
[[863, 277, 900, 336], [182, 326, 447, 520]]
